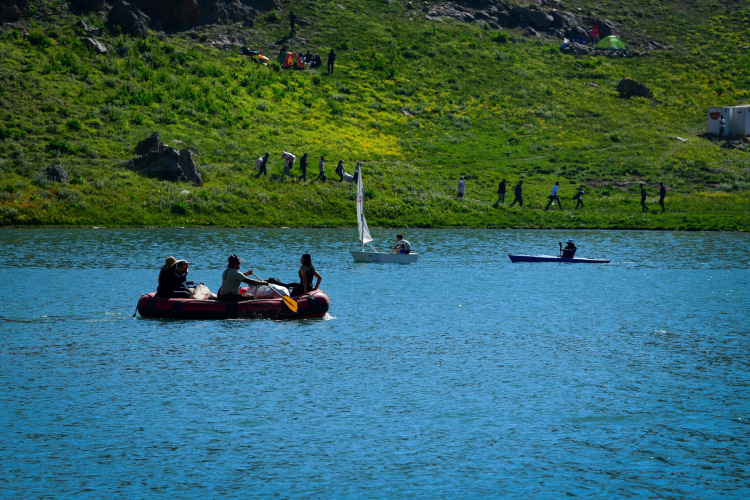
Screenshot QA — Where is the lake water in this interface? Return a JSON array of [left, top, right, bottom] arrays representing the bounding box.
[[1, 228, 749, 498]]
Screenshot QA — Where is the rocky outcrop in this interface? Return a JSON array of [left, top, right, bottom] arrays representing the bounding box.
[[130, 0, 201, 31], [196, 0, 280, 26], [516, 6, 553, 30], [126, 133, 203, 185], [76, 19, 102, 36], [80, 37, 108, 54], [617, 78, 651, 98], [70, 0, 105, 11], [720, 140, 746, 152], [106, 0, 150, 38], [45, 164, 70, 183], [0, 0, 27, 22], [550, 10, 577, 29]]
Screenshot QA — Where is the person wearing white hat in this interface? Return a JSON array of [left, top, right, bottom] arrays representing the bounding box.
[[561, 240, 577, 258]]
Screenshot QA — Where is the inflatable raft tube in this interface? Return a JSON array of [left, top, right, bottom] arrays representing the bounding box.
[[137, 290, 330, 320]]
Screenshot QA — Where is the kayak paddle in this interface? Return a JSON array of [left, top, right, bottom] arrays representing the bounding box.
[[251, 273, 298, 313]]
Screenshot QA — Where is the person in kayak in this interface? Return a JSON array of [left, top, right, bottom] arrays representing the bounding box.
[[156, 256, 191, 299], [561, 240, 577, 258], [390, 234, 412, 254], [217, 254, 268, 302]]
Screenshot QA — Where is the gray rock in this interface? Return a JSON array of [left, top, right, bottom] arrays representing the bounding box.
[[106, 0, 150, 38], [0, 0, 27, 22], [135, 132, 166, 155], [130, 0, 200, 31], [45, 164, 70, 183], [76, 19, 102, 36], [525, 26, 541, 38], [522, 7, 553, 29], [549, 10, 576, 28], [617, 78, 651, 98], [70, 0, 104, 10], [721, 140, 746, 152], [178, 149, 203, 185], [80, 37, 108, 54]]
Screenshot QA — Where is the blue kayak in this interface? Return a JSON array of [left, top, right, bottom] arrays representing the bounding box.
[[508, 254, 610, 264]]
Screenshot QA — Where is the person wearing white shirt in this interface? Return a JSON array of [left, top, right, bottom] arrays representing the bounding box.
[[719, 115, 726, 137], [390, 234, 412, 254], [545, 181, 562, 210]]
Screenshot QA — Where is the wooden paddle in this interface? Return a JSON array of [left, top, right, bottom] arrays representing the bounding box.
[[251, 273, 298, 313]]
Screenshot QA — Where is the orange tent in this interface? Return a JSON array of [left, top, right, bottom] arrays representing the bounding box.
[[277, 51, 305, 70]]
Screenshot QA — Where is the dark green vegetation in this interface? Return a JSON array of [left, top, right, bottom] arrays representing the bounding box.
[[1, 0, 749, 230]]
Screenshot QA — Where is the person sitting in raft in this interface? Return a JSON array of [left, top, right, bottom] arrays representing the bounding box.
[[288, 253, 321, 297], [390, 234, 412, 254], [156, 256, 191, 299], [217, 254, 268, 302], [561, 240, 577, 258]]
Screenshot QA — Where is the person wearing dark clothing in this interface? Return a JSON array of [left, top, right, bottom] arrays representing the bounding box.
[[335, 160, 345, 181], [353, 161, 361, 183], [313, 54, 322, 67], [314, 156, 326, 182], [156, 256, 190, 299], [289, 253, 322, 297], [254, 152, 270, 178], [573, 187, 584, 210], [545, 181, 562, 210], [289, 11, 297, 35], [305, 51, 312, 62], [509, 180, 524, 207], [561, 240, 577, 258], [492, 179, 507, 208], [327, 49, 336, 74], [640, 184, 649, 213], [659, 182, 666, 212], [298, 153, 308, 182]]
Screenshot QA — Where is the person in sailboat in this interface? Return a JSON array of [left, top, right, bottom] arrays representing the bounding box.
[[390, 234, 412, 254]]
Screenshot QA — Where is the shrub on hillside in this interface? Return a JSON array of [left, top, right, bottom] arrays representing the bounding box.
[[28, 29, 52, 48]]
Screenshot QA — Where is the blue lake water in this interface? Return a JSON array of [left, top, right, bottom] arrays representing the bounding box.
[[1, 228, 749, 498]]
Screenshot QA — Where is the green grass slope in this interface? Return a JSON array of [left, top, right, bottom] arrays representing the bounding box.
[[1, 0, 749, 230]]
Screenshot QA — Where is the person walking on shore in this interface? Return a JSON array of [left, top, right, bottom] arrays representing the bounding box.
[[509, 180, 524, 207], [545, 181, 562, 210], [327, 49, 336, 74], [658, 182, 666, 212], [492, 179, 507, 208], [457, 176, 466, 199], [573, 187, 584, 210], [289, 10, 297, 36], [335, 160, 345, 182], [298, 153, 308, 182], [314, 156, 326, 182], [255, 152, 270, 178], [640, 183, 649, 213], [281, 152, 295, 181]]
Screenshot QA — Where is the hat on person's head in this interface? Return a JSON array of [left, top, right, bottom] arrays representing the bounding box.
[[176, 260, 192, 268], [460, 176, 465, 180], [162, 256, 177, 270], [228, 254, 244, 266], [567, 239, 575, 243]]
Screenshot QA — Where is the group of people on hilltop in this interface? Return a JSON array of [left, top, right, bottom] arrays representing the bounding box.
[[461, 177, 667, 212], [255, 151, 362, 183], [156, 253, 322, 301]]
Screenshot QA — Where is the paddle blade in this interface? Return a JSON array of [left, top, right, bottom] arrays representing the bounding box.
[[282, 295, 298, 313]]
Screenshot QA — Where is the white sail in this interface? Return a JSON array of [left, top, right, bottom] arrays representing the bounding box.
[[356, 168, 373, 245]]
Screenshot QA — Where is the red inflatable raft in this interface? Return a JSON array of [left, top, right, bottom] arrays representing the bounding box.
[[137, 290, 330, 320]]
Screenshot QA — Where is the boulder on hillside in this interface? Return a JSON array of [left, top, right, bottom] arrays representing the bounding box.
[[550, 10, 577, 29], [588, 18, 617, 38], [130, 0, 201, 31], [135, 131, 167, 155], [106, 0, 150, 38], [80, 37, 108, 53], [76, 19, 102, 36], [196, 0, 281, 25], [521, 6, 554, 29], [45, 164, 70, 183], [70, 0, 105, 11], [0, 0, 27, 21], [617, 78, 651, 98], [126, 133, 203, 185]]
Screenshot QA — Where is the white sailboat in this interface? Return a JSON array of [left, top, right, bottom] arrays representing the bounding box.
[[350, 168, 419, 264]]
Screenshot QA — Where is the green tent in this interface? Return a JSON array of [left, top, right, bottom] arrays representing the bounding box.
[[595, 36, 627, 50]]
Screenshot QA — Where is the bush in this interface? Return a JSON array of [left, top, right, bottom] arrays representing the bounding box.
[[493, 32, 510, 43], [256, 100, 269, 111], [46, 139, 72, 154], [171, 201, 189, 214], [267, 10, 280, 22], [28, 29, 52, 48], [66, 119, 83, 131]]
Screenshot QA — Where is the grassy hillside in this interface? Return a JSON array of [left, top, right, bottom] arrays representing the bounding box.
[[0, 0, 749, 230]]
